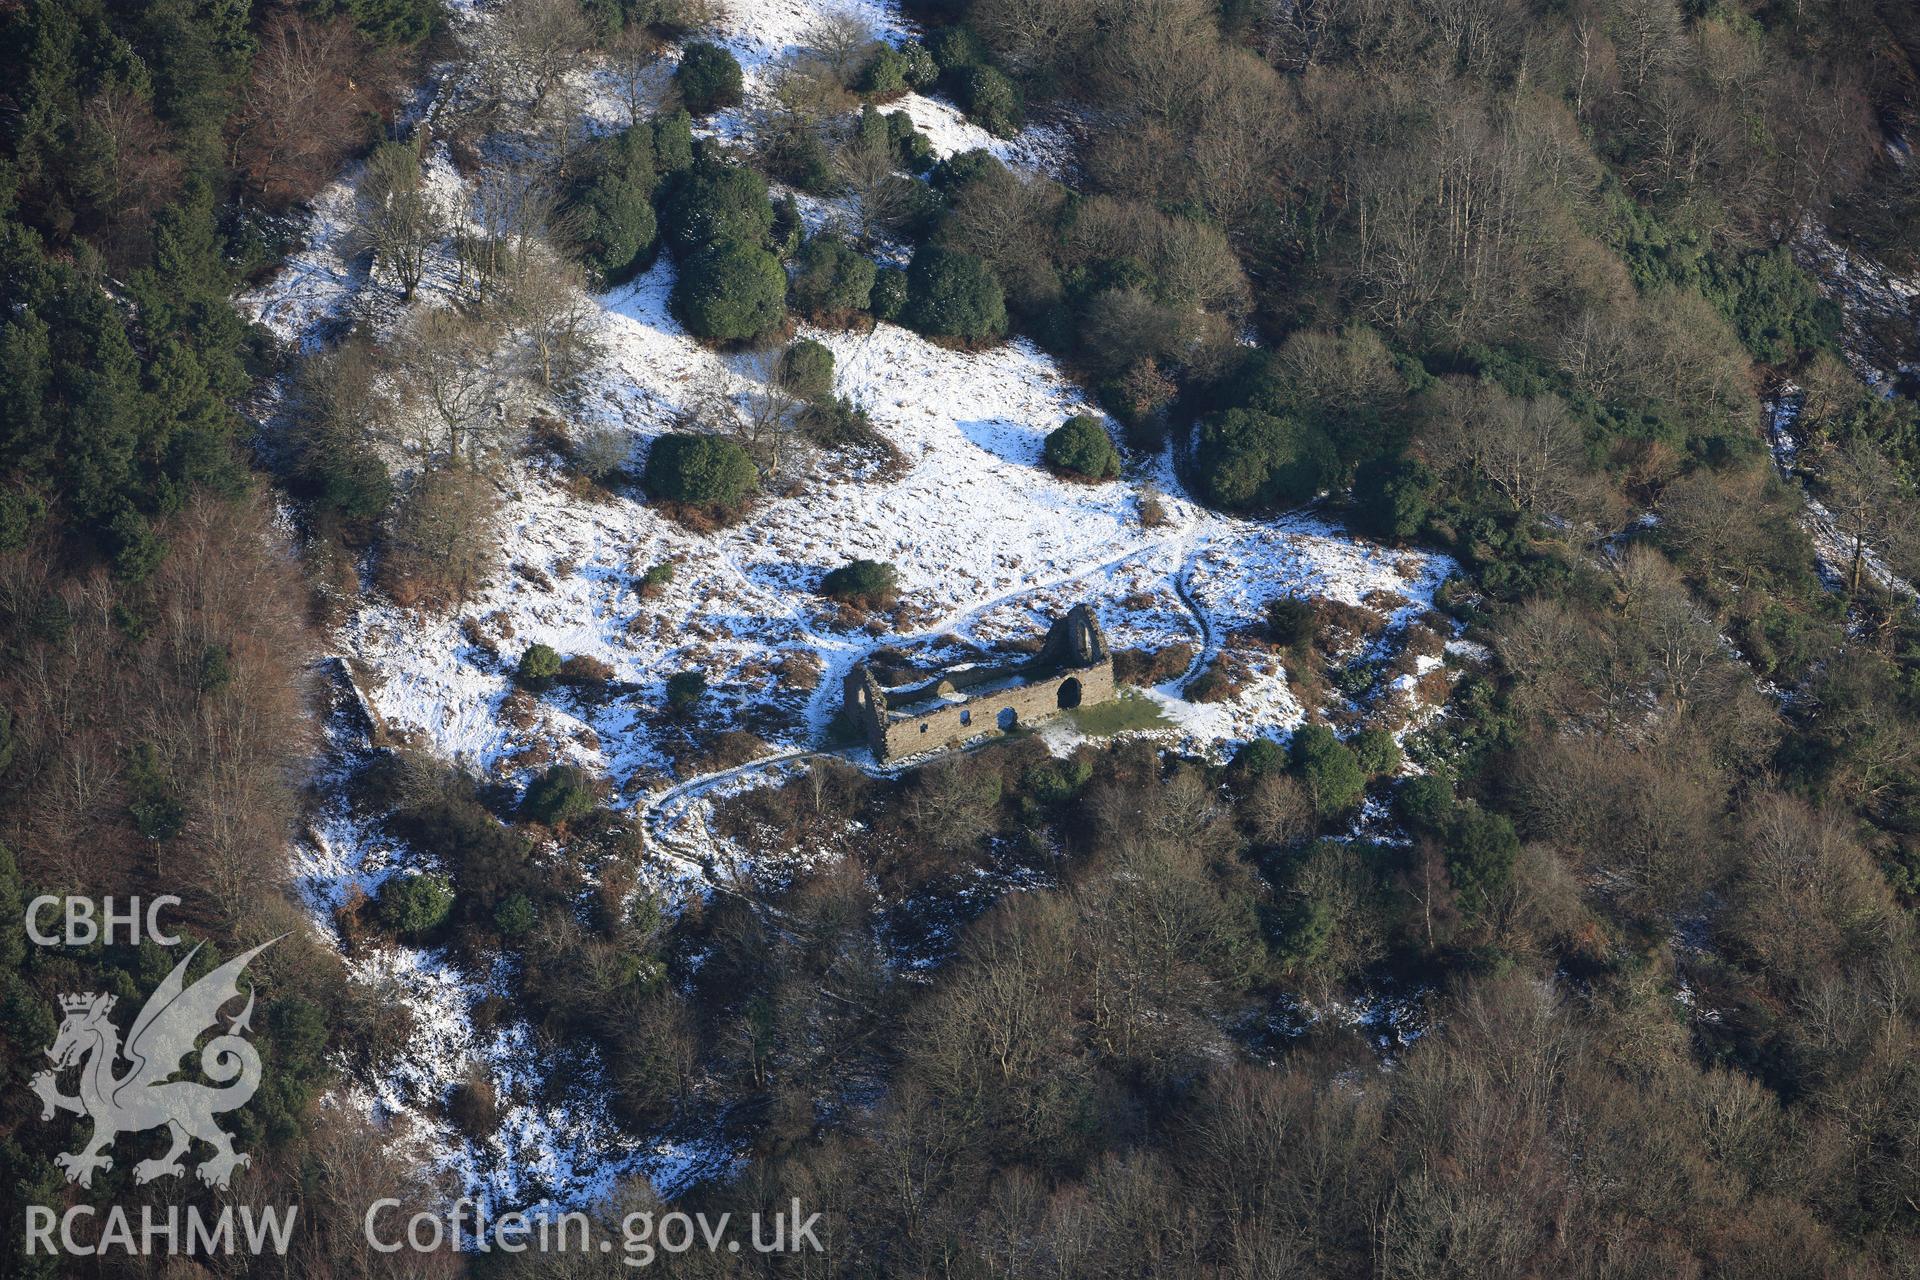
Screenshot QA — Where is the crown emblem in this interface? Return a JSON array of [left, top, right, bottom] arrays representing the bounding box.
[[59, 993, 113, 1016]]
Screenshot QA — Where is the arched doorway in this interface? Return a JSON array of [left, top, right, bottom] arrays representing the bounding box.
[[1057, 677, 1082, 709], [997, 707, 1017, 731]]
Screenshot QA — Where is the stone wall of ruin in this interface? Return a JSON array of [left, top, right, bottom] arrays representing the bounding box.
[[876, 658, 1116, 761]]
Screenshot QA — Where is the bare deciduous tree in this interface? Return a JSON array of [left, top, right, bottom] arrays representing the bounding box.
[[74, 89, 183, 260], [354, 140, 446, 300], [1262, 0, 1336, 72], [1821, 435, 1920, 596], [500, 257, 603, 391], [1426, 380, 1595, 522], [1657, 464, 1794, 594], [1243, 771, 1314, 847], [1093, 0, 1216, 123], [232, 10, 394, 208], [390, 307, 524, 472], [971, 0, 1099, 79], [464, 161, 579, 302], [832, 128, 928, 240], [1188, 49, 1287, 236], [679, 352, 811, 482], [904, 756, 1002, 854], [940, 165, 1066, 308], [494, 0, 596, 112], [606, 24, 670, 126], [380, 466, 503, 607], [809, 14, 880, 86]]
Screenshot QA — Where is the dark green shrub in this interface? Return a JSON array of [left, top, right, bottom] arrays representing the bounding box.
[[375, 766, 538, 923], [643, 433, 759, 509], [659, 158, 774, 256], [572, 125, 659, 286], [326, 452, 395, 521], [298, 435, 393, 521], [1271, 894, 1335, 971], [1196, 408, 1337, 510], [902, 246, 1007, 342], [670, 240, 787, 341], [1703, 246, 1840, 365], [493, 893, 539, 938], [1393, 774, 1455, 837], [1224, 331, 1409, 468], [522, 764, 596, 826], [653, 110, 695, 172], [1023, 754, 1094, 807], [864, 109, 932, 171], [899, 39, 939, 87], [771, 194, 804, 258], [336, 0, 442, 45], [666, 669, 707, 713], [110, 511, 167, 583], [1043, 415, 1121, 480], [955, 65, 1022, 137], [1289, 724, 1365, 819], [928, 24, 987, 72], [821, 558, 899, 606], [1446, 804, 1518, 914], [1235, 737, 1286, 776], [1349, 727, 1402, 777], [801, 397, 886, 453], [860, 46, 909, 98], [791, 235, 878, 319], [1267, 596, 1314, 651], [0, 489, 46, 553], [778, 339, 836, 401], [899, 130, 934, 173], [675, 41, 744, 115], [929, 148, 1006, 193], [0, 847, 24, 973], [379, 872, 455, 935], [197, 644, 232, 693], [637, 560, 676, 598], [126, 743, 184, 841], [880, 175, 945, 239], [767, 128, 836, 194], [1352, 455, 1435, 541], [870, 267, 908, 321], [517, 643, 563, 688]]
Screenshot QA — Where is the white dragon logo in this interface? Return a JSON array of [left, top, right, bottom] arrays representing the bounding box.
[[30, 937, 282, 1191]]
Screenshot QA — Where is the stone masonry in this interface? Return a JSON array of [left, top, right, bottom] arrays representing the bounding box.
[[842, 604, 1117, 762]]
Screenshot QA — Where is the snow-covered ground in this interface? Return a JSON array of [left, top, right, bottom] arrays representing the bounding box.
[[243, 0, 1455, 1219], [344, 946, 732, 1211], [328, 264, 1452, 801], [1797, 227, 1920, 388], [675, 0, 1072, 173]]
